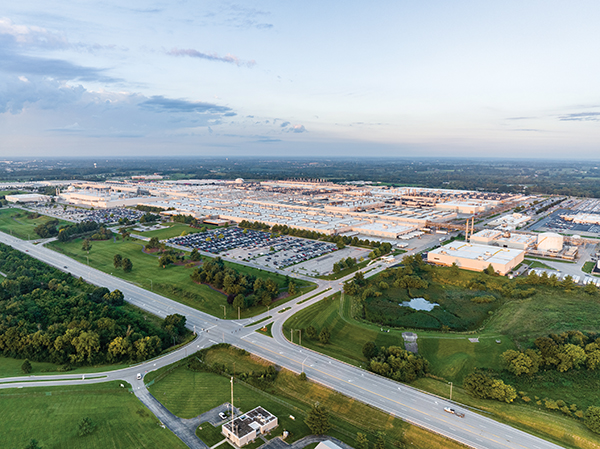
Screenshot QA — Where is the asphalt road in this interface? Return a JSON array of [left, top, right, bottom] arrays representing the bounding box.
[[0, 231, 565, 449]]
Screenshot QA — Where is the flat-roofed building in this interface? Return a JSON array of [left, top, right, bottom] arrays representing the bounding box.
[[427, 242, 524, 275], [470, 229, 502, 245], [222, 407, 278, 447], [5, 193, 51, 203]]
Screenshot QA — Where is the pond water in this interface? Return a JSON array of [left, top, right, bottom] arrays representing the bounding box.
[[400, 297, 439, 311]]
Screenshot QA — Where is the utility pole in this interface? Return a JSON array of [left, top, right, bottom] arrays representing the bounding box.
[[148, 279, 153, 291], [230, 376, 234, 426], [221, 305, 226, 319], [449, 382, 453, 401], [297, 329, 301, 346], [291, 329, 294, 343], [238, 307, 240, 320]]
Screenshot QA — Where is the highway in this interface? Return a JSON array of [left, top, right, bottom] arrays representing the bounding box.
[[0, 231, 565, 449]]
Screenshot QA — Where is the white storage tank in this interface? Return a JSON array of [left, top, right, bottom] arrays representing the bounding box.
[[537, 232, 564, 252]]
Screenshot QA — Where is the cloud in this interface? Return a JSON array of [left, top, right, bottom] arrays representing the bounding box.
[[204, 4, 274, 30], [223, 112, 237, 117], [48, 122, 84, 132], [0, 45, 119, 83], [140, 96, 232, 114], [558, 112, 600, 122], [166, 47, 256, 67], [505, 116, 536, 120], [257, 138, 282, 143], [0, 17, 69, 49], [288, 124, 307, 133], [280, 121, 290, 128]]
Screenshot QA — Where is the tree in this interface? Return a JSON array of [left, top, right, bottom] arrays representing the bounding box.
[[81, 239, 92, 252], [233, 294, 245, 311], [163, 314, 187, 337], [362, 341, 378, 360], [484, 264, 495, 275], [463, 371, 516, 403], [299, 371, 307, 381], [374, 432, 386, 449], [122, 258, 133, 273], [450, 262, 460, 277], [25, 439, 42, 449], [304, 403, 331, 434], [319, 327, 330, 345], [288, 282, 296, 296], [190, 248, 201, 261], [585, 282, 598, 295], [585, 406, 600, 434], [78, 417, 96, 436], [305, 326, 317, 340], [356, 433, 369, 449], [21, 359, 32, 374], [113, 253, 122, 269]]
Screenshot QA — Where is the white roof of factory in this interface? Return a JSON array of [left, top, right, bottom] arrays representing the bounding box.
[[430, 242, 524, 264]]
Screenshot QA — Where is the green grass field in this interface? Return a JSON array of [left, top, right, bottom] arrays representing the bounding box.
[[525, 259, 554, 270], [0, 208, 70, 240], [0, 381, 188, 449], [283, 283, 600, 448], [48, 236, 315, 318], [0, 355, 129, 378], [130, 222, 219, 240], [583, 261, 596, 274], [148, 346, 465, 449]]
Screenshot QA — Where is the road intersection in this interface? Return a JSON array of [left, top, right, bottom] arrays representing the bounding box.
[[0, 231, 565, 449]]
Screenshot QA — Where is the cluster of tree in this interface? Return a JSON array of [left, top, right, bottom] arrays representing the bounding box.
[[463, 370, 517, 403], [139, 213, 161, 223], [535, 197, 566, 215], [305, 403, 331, 435], [135, 204, 169, 213], [172, 213, 205, 229], [333, 257, 357, 273], [303, 325, 331, 344], [501, 331, 600, 375], [56, 221, 101, 242], [89, 226, 112, 241], [365, 344, 429, 382], [368, 242, 393, 259], [113, 254, 133, 272], [0, 244, 182, 366], [33, 219, 59, 238], [145, 237, 163, 250], [519, 270, 598, 295], [191, 257, 281, 308], [158, 249, 185, 268]]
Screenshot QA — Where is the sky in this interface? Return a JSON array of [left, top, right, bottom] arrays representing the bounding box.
[[1, 1, 600, 159]]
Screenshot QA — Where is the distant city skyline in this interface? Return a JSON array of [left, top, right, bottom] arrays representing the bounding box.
[[1, 1, 600, 158]]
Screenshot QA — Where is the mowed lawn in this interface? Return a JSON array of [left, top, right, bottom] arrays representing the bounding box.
[[148, 347, 465, 449], [485, 288, 600, 344], [48, 236, 314, 318], [0, 208, 70, 240], [0, 381, 188, 449], [418, 336, 516, 383], [0, 355, 130, 378], [130, 222, 218, 240], [283, 294, 405, 366]]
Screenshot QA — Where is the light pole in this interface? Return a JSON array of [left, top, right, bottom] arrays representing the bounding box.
[[267, 305, 270, 317], [147, 279, 153, 291], [221, 305, 226, 319], [449, 382, 453, 401], [291, 329, 294, 343], [86, 255, 89, 265], [238, 307, 240, 320], [302, 356, 308, 373], [297, 329, 302, 346]]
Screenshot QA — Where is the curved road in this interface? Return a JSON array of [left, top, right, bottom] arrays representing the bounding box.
[[0, 232, 564, 449]]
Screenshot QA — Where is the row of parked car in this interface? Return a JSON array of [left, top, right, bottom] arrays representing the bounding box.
[[168, 227, 276, 254], [266, 239, 337, 268]]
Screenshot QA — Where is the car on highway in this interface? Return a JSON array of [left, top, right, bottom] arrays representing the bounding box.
[[444, 407, 465, 418]]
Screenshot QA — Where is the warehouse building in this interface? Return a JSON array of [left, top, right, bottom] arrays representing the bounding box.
[[5, 193, 52, 203], [427, 242, 525, 275]]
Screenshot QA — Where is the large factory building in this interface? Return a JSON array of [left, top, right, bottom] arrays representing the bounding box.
[[427, 242, 525, 275]]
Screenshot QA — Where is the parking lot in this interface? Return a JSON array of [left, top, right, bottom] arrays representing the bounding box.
[[31, 204, 145, 224], [531, 209, 600, 236], [168, 227, 277, 254]]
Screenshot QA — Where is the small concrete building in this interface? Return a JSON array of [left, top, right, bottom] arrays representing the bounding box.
[[222, 407, 278, 447], [427, 242, 525, 275]]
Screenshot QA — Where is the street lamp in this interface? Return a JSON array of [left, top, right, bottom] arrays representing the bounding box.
[[297, 329, 302, 346], [302, 356, 308, 373], [449, 382, 453, 401], [221, 305, 227, 319], [147, 278, 153, 291]]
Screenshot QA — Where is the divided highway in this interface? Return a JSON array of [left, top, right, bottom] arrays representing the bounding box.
[[0, 232, 565, 449]]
